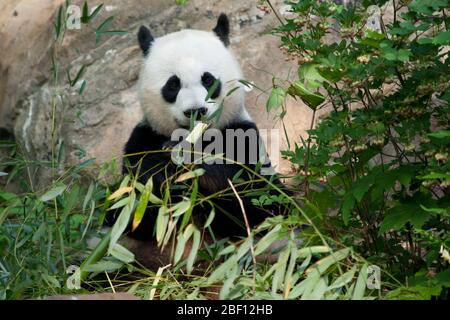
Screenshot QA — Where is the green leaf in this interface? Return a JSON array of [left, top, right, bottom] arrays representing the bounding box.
[[54, 5, 63, 39], [156, 206, 169, 244], [420, 205, 448, 216], [207, 255, 238, 284], [380, 42, 411, 62], [328, 266, 357, 290], [305, 248, 350, 277], [109, 193, 135, 252], [351, 175, 374, 202], [0, 207, 10, 226], [82, 260, 123, 273], [171, 199, 191, 217], [204, 207, 215, 229], [365, 30, 385, 40], [266, 87, 286, 111], [433, 31, 450, 45], [288, 82, 325, 109], [89, 4, 104, 23], [428, 130, 450, 139], [82, 182, 95, 212], [132, 188, 150, 231], [298, 63, 327, 90], [272, 248, 290, 295], [409, 0, 448, 15], [289, 273, 320, 299], [186, 227, 201, 274], [96, 16, 114, 32], [110, 243, 135, 263], [341, 194, 355, 225], [254, 224, 283, 256], [40, 183, 67, 202], [352, 263, 368, 300], [71, 65, 86, 87], [94, 16, 128, 43], [79, 80, 87, 95], [108, 196, 130, 210], [297, 246, 331, 258], [175, 168, 205, 182], [205, 79, 220, 101], [174, 233, 186, 264], [379, 200, 432, 234], [284, 241, 298, 297], [303, 276, 328, 300], [420, 172, 450, 180], [81, 1, 89, 24], [236, 237, 253, 260], [180, 180, 198, 230]]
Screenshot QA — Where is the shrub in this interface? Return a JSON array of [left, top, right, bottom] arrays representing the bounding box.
[[268, 0, 449, 299]]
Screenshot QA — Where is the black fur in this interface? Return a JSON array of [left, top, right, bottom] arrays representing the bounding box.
[[138, 25, 154, 55], [202, 72, 221, 99], [161, 75, 181, 103], [213, 13, 230, 46], [107, 119, 289, 240]]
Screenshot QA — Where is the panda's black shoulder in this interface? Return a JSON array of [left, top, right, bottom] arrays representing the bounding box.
[[124, 120, 168, 155]]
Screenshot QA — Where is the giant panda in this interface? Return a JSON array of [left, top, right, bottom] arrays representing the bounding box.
[[108, 14, 289, 240]]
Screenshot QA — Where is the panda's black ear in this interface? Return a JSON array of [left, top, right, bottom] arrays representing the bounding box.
[[213, 13, 230, 46], [138, 25, 154, 56]]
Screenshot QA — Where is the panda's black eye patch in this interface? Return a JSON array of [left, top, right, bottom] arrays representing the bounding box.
[[162, 75, 181, 103], [202, 72, 221, 99]]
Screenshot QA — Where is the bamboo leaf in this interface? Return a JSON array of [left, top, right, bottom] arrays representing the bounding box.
[[305, 248, 350, 277], [204, 207, 215, 228], [82, 260, 123, 272], [271, 248, 290, 295], [328, 266, 357, 290], [40, 183, 67, 202], [186, 227, 201, 274], [156, 206, 169, 244], [174, 233, 186, 264], [254, 224, 283, 256], [352, 263, 368, 300], [110, 243, 135, 263], [132, 188, 150, 231], [207, 255, 238, 284], [176, 168, 205, 182], [172, 199, 191, 217], [108, 196, 130, 210], [108, 193, 135, 252], [108, 187, 133, 201]]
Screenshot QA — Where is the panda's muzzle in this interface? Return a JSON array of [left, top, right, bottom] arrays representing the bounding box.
[[183, 108, 207, 120]]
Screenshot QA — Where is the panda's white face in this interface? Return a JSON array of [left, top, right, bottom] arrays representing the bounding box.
[[138, 28, 250, 137]]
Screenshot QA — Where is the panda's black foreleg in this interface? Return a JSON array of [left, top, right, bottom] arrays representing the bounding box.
[[193, 162, 289, 237]]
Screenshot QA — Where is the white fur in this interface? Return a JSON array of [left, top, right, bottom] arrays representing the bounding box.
[[138, 29, 251, 136]]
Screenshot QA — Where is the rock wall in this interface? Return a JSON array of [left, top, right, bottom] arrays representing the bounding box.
[[0, 0, 315, 183]]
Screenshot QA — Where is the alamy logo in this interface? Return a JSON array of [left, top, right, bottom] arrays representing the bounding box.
[[66, 265, 81, 290], [366, 265, 381, 290], [66, 5, 82, 30]]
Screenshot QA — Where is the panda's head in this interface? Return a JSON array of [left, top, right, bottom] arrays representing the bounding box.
[[137, 14, 250, 136]]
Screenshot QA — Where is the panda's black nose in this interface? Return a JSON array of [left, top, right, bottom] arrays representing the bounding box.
[[184, 108, 207, 120]]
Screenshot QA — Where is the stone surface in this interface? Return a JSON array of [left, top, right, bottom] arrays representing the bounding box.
[[0, 0, 318, 183]]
